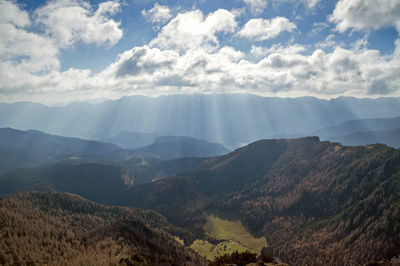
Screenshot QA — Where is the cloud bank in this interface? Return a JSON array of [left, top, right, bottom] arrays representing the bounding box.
[[0, 0, 399, 104]]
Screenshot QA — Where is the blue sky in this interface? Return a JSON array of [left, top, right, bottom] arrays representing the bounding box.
[[0, 0, 399, 104]]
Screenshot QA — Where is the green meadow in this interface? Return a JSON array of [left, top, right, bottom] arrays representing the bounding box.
[[190, 215, 267, 260]]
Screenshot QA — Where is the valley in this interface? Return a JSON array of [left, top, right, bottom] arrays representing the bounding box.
[[1, 129, 399, 265]]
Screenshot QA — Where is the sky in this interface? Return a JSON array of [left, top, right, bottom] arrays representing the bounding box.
[[0, 0, 400, 104]]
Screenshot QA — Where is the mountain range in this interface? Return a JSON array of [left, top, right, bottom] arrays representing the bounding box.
[[1, 94, 400, 148], [1, 94, 400, 265], [124, 137, 400, 265], [313, 116, 400, 139], [130, 136, 230, 160], [0, 127, 228, 174], [1, 136, 399, 265], [330, 128, 400, 148]]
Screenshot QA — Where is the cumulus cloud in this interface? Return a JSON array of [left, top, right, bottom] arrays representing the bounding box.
[[0, 0, 30, 27], [243, 0, 267, 15], [237, 17, 296, 41], [115, 46, 177, 77], [0, 0, 122, 102], [0, 1, 59, 74], [149, 9, 237, 51], [1, 3, 400, 103], [251, 43, 306, 57], [330, 0, 400, 33], [92, 39, 399, 99], [142, 3, 172, 28], [34, 0, 123, 48]]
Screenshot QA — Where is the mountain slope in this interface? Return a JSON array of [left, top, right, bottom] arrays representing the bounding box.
[[330, 128, 400, 148], [126, 137, 400, 265], [0, 127, 121, 173], [0, 127, 120, 155], [131, 136, 230, 160], [0, 163, 129, 204], [0, 191, 205, 266]]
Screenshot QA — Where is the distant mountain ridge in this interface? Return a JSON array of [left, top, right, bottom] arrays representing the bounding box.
[[1, 94, 399, 148], [107, 131, 163, 149], [312, 116, 400, 148], [0, 127, 121, 173], [0, 127, 229, 174], [131, 136, 230, 160], [330, 128, 400, 148], [0, 127, 120, 154], [313, 116, 400, 139]]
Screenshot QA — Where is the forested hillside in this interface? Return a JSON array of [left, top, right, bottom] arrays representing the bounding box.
[[0, 191, 205, 266], [127, 137, 400, 265]]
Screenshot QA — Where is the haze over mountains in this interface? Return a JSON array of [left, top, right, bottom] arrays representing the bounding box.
[[1, 94, 400, 148], [0, 127, 226, 176]]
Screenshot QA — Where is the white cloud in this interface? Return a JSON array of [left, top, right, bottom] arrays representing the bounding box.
[[113, 46, 178, 77], [0, 24, 59, 72], [92, 39, 400, 100], [34, 0, 123, 48], [1, 4, 400, 103], [237, 17, 296, 41], [3, 38, 400, 103], [150, 9, 237, 52], [330, 0, 400, 33], [0, 0, 122, 102], [251, 43, 306, 57], [243, 0, 267, 15], [142, 3, 172, 28], [0, 0, 30, 27], [0, 1, 59, 74]]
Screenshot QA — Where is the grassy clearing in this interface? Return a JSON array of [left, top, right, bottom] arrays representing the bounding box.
[[190, 215, 267, 260], [174, 236, 184, 245]]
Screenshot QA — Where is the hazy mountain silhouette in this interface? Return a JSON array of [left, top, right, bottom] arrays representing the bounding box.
[[0, 127, 121, 173], [107, 131, 164, 149], [330, 128, 400, 148], [1, 94, 399, 148], [313, 116, 400, 139], [130, 136, 230, 159]]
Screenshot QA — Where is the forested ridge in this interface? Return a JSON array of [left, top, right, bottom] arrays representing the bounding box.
[[127, 137, 400, 265], [0, 191, 205, 266]]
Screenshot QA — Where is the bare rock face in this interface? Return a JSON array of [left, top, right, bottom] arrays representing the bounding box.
[[256, 247, 274, 263]]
